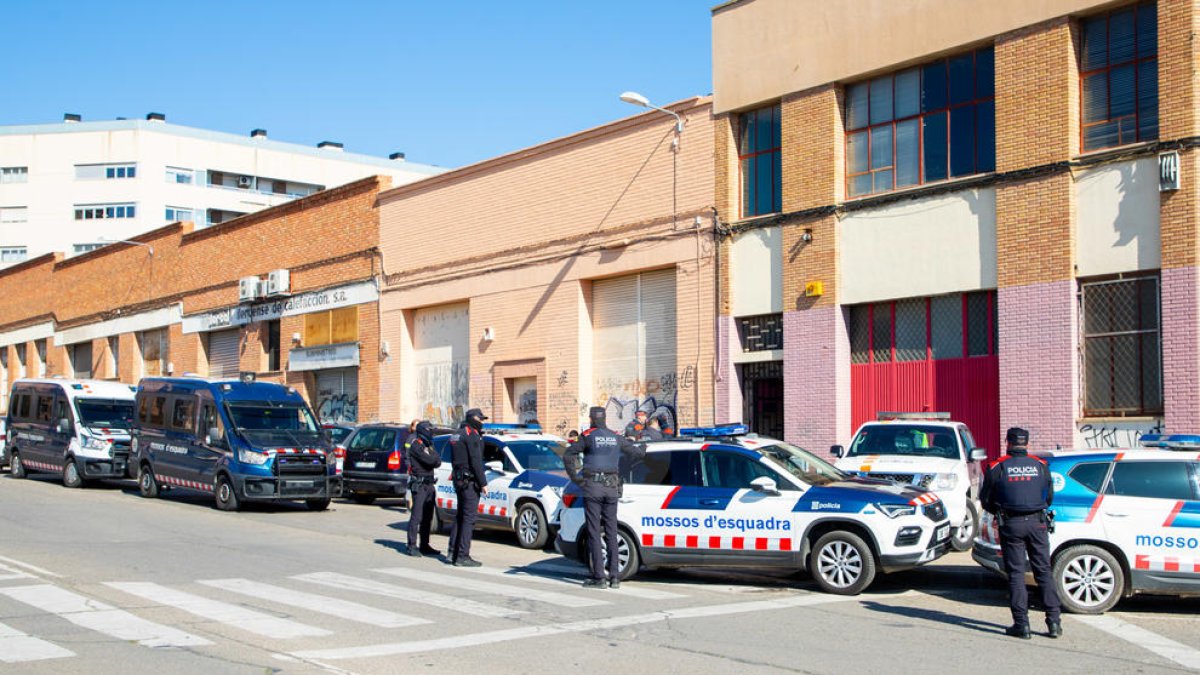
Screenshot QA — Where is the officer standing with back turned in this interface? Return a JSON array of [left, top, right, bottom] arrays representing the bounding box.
[[405, 420, 441, 558], [981, 427, 1062, 639], [448, 408, 488, 567], [564, 406, 645, 589]]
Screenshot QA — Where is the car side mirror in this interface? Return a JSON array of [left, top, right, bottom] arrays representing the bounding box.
[[205, 426, 222, 446], [485, 460, 504, 474], [56, 418, 71, 434], [750, 476, 780, 495], [970, 448, 987, 462], [830, 444, 845, 459]]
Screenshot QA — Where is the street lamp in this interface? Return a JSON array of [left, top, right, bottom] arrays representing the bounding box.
[[619, 91, 685, 134], [97, 237, 154, 256], [620, 89, 686, 233]]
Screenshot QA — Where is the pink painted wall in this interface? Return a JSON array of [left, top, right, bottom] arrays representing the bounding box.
[[1162, 266, 1200, 432], [784, 306, 850, 454]]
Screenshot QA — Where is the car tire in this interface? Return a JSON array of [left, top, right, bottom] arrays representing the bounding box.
[[63, 459, 84, 489], [1053, 544, 1124, 614], [306, 497, 331, 511], [215, 475, 240, 512], [138, 463, 159, 498], [951, 501, 980, 552], [431, 507, 447, 534], [810, 530, 876, 595], [516, 503, 549, 550], [587, 528, 640, 581], [9, 451, 26, 479], [351, 494, 377, 505]]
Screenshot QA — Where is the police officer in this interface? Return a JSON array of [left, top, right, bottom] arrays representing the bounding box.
[[564, 406, 645, 589], [405, 420, 442, 558], [624, 410, 650, 440], [448, 408, 488, 567], [981, 427, 1062, 639]]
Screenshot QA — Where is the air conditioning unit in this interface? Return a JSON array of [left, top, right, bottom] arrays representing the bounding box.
[[266, 268, 290, 296], [236, 175, 253, 188], [238, 276, 261, 303]]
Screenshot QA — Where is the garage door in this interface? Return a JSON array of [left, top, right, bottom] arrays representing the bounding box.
[[207, 329, 241, 378], [316, 368, 359, 423], [593, 269, 676, 418], [410, 303, 470, 426]]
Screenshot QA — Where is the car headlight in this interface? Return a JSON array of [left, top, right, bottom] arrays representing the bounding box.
[[877, 503, 918, 518], [237, 449, 271, 465], [933, 473, 959, 490], [82, 436, 112, 451]]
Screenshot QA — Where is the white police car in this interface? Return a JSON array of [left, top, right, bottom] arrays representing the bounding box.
[[555, 429, 952, 595], [432, 424, 570, 549], [972, 434, 1200, 614], [833, 413, 987, 552]]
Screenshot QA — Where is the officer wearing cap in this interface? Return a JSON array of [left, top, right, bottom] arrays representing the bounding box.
[[448, 408, 489, 567], [406, 420, 442, 558], [564, 406, 645, 589], [624, 410, 650, 440], [981, 427, 1062, 639]]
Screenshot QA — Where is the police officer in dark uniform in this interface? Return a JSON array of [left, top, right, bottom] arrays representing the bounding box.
[[564, 406, 645, 589], [405, 420, 442, 558], [448, 408, 488, 567], [624, 410, 650, 440], [981, 427, 1062, 639]]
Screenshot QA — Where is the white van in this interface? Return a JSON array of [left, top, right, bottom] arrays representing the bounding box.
[[6, 378, 137, 487]]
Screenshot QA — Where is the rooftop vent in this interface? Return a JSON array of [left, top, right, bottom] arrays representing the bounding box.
[[317, 141, 343, 151], [63, 113, 81, 123], [250, 128, 267, 138], [146, 112, 166, 122], [389, 152, 406, 161]]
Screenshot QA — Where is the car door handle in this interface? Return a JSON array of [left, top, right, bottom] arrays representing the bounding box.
[[1102, 511, 1128, 518], [699, 499, 722, 505], [618, 498, 634, 504]]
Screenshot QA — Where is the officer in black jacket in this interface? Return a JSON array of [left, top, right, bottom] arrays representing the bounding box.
[[406, 421, 442, 558], [981, 427, 1062, 640], [564, 406, 645, 589], [448, 408, 489, 567]]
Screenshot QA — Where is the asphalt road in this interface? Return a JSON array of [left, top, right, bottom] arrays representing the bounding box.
[[1, 471, 1197, 674]]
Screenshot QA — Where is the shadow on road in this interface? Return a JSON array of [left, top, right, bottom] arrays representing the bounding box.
[[860, 600, 1009, 635]]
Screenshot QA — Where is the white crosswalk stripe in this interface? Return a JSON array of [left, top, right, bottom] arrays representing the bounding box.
[[0, 621, 74, 663], [373, 567, 609, 608], [105, 582, 330, 639], [0, 562, 34, 582], [198, 578, 430, 629], [0, 584, 211, 648], [292, 571, 525, 618], [462, 565, 687, 600]]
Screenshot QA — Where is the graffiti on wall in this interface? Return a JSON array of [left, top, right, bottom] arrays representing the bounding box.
[[602, 396, 676, 434], [517, 387, 538, 424], [1077, 419, 1164, 449], [317, 393, 358, 424], [547, 365, 698, 436]]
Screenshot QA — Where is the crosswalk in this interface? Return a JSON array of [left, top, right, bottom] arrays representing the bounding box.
[[0, 560, 760, 665]]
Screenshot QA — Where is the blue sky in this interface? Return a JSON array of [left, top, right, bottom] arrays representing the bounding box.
[[1, 1, 714, 168]]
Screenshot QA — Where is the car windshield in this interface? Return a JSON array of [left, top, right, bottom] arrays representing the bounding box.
[[505, 440, 567, 472], [758, 442, 845, 486], [846, 425, 960, 460], [227, 402, 320, 446], [75, 399, 135, 429]]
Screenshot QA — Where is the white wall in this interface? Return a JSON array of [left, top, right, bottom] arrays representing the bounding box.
[[839, 188, 997, 305], [1075, 158, 1161, 277], [730, 226, 782, 316]]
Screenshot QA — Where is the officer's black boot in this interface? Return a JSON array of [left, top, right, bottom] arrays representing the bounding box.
[[582, 578, 607, 589], [1046, 619, 1062, 638], [1006, 624, 1031, 640]]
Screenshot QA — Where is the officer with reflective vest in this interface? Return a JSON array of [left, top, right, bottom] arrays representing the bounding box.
[[406, 420, 442, 558], [981, 427, 1062, 640], [448, 408, 489, 567], [565, 406, 645, 589]]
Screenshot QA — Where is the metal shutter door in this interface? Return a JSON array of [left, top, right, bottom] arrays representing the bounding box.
[[316, 368, 359, 423], [72, 342, 93, 379], [592, 269, 676, 403], [207, 330, 241, 378], [409, 303, 470, 425], [639, 268, 677, 389]]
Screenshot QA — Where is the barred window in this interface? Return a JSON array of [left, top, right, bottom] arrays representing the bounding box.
[[849, 292, 996, 364], [1081, 275, 1162, 416], [737, 314, 783, 352]]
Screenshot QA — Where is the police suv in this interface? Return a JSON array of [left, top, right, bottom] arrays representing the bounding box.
[[431, 424, 570, 549], [6, 378, 137, 487], [833, 413, 987, 552], [556, 427, 952, 595], [972, 434, 1200, 613]]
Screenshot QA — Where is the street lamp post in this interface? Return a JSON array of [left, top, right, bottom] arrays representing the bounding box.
[[620, 90, 685, 231]]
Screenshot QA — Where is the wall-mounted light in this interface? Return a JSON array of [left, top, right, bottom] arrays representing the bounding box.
[[380, 340, 391, 357], [482, 327, 495, 342], [801, 229, 813, 243], [291, 332, 303, 345]]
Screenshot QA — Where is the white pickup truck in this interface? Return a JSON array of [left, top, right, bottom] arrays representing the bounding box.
[[832, 413, 987, 551]]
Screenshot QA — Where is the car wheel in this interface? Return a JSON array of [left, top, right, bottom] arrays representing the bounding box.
[[516, 503, 549, 549], [431, 507, 447, 534], [1054, 544, 1124, 614], [951, 501, 980, 552], [138, 463, 159, 498], [63, 459, 84, 489], [352, 494, 377, 505], [306, 497, 331, 511], [810, 530, 876, 595], [587, 529, 640, 580], [9, 451, 26, 479], [215, 475, 240, 512]]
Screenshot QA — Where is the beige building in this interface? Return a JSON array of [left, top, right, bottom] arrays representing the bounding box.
[[377, 97, 717, 435]]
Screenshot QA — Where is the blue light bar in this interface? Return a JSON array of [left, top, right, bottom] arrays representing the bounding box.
[[482, 423, 542, 433], [678, 424, 750, 437], [1139, 434, 1200, 448]]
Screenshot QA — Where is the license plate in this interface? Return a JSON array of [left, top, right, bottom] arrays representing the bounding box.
[[289, 480, 314, 488], [357, 462, 375, 469], [936, 524, 950, 541]]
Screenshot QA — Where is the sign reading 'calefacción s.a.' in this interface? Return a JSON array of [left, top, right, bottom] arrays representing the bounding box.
[[182, 281, 378, 334]]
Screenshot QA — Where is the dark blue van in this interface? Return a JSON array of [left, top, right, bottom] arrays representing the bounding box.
[[132, 376, 335, 511]]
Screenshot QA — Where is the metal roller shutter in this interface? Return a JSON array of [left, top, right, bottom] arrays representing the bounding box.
[[207, 329, 241, 378], [592, 269, 677, 408], [316, 368, 359, 423], [409, 303, 470, 425]]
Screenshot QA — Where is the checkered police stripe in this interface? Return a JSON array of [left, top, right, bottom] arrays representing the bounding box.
[[909, 493, 940, 506], [1134, 554, 1200, 573], [21, 460, 62, 473], [158, 475, 214, 492], [640, 534, 794, 551], [434, 498, 508, 518]]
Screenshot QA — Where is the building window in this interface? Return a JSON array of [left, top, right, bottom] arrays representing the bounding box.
[[1080, 275, 1161, 416], [75, 163, 137, 180], [165, 207, 194, 223], [737, 314, 783, 352], [74, 203, 136, 220], [139, 329, 168, 377], [0, 207, 27, 223], [0, 247, 27, 262], [738, 105, 782, 217], [850, 291, 996, 364], [205, 208, 246, 227], [165, 166, 194, 184], [72, 243, 104, 255], [845, 47, 995, 198], [265, 320, 281, 371], [0, 167, 27, 184], [1080, 2, 1158, 151]]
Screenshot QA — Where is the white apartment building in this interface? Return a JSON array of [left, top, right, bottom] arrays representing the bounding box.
[[0, 113, 445, 264]]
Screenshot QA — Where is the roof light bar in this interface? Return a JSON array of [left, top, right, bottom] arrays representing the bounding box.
[[678, 424, 750, 437], [876, 412, 951, 421], [1139, 433, 1200, 449]]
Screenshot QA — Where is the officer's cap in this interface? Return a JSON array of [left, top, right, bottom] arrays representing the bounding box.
[[1005, 427, 1029, 446], [465, 408, 488, 421]]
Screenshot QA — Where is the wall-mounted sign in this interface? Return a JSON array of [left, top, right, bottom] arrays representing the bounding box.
[[1159, 151, 1181, 192], [182, 281, 377, 334], [288, 342, 360, 372]]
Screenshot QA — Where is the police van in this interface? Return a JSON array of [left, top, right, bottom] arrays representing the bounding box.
[[5, 378, 137, 487], [431, 424, 570, 549], [972, 434, 1200, 613], [832, 413, 987, 552], [132, 375, 335, 511], [556, 429, 952, 595]]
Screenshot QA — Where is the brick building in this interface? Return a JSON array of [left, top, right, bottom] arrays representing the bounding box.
[[0, 176, 391, 423], [376, 97, 717, 435], [712, 0, 1194, 455]]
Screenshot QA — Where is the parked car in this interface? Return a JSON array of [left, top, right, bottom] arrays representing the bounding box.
[[0, 417, 8, 471], [340, 423, 412, 505], [322, 422, 357, 477]]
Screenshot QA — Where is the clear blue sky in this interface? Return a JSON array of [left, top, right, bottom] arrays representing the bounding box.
[[1, 1, 714, 169]]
